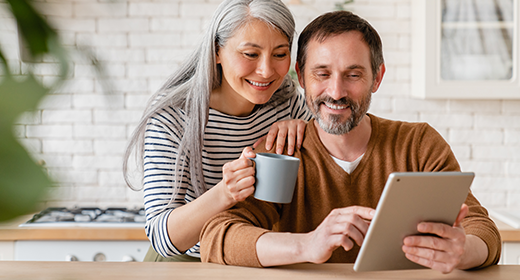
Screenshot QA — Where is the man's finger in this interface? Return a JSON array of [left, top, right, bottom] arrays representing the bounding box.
[[402, 234, 452, 253], [404, 252, 455, 274], [453, 204, 469, 227], [338, 206, 376, 220], [417, 222, 464, 240]]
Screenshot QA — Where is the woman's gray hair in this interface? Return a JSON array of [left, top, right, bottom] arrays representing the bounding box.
[[123, 0, 296, 200]]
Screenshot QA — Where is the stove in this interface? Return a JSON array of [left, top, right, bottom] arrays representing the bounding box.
[[20, 207, 146, 228], [13, 207, 150, 262]]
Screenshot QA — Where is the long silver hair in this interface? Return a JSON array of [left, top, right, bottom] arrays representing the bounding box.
[[123, 0, 296, 199]]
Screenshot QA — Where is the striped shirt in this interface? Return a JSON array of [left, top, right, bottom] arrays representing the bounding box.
[[143, 92, 312, 258]]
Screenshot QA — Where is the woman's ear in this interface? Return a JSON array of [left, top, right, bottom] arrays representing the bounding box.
[[215, 44, 221, 64]]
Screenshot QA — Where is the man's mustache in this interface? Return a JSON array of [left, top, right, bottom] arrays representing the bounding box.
[[314, 96, 356, 109]]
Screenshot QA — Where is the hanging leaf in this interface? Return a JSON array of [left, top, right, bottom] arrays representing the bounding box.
[[0, 134, 52, 221], [0, 0, 69, 222], [6, 0, 57, 58]]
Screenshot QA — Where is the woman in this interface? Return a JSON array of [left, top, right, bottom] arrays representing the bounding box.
[[124, 0, 312, 261]]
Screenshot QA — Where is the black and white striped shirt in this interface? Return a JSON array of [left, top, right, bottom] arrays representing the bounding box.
[[143, 92, 312, 258]]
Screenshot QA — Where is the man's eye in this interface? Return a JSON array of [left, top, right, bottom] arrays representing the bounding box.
[[244, 53, 258, 58]]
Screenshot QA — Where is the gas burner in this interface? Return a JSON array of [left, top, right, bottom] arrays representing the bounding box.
[[21, 207, 146, 228]]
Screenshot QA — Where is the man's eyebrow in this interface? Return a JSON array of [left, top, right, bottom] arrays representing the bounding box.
[[240, 42, 290, 49], [310, 65, 329, 70], [309, 64, 367, 71], [347, 64, 367, 70]]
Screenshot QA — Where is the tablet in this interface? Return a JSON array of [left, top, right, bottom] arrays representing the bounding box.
[[353, 172, 475, 272]]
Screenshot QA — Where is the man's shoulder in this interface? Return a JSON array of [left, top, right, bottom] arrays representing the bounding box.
[[371, 114, 432, 134]]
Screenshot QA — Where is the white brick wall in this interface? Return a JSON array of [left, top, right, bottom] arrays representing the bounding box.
[[1, 0, 519, 210]]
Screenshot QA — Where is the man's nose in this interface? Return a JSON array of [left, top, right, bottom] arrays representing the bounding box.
[[327, 74, 346, 100], [256, 56, 275, 78]]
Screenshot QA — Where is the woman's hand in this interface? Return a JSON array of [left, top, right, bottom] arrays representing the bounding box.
[[220, 147, 257, 205], [253, 119, 307, 155]]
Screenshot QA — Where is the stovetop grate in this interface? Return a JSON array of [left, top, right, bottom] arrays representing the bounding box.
[[22, 207, 146, 226]]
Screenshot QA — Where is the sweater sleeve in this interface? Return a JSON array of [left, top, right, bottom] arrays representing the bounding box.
[[143, 109, 201, 258], [462, 192, 502, 268], [200, 197, 280, 267], [416, 124, 502, 268]]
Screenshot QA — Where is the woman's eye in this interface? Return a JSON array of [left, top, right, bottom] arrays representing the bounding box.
[[244, 53, 258, 58], [274, 53, 287, 58]]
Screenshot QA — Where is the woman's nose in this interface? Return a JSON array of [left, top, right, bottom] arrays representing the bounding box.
[[256, 57, 275, 78]]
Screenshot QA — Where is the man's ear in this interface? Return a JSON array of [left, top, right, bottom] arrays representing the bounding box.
[[371, 64, 386, 93], [295, 62, 304, 88]]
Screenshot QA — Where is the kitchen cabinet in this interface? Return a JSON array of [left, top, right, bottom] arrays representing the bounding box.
[[492, 217, 520, 264], [0, 241, 14, 260], [15, 240, 150, 262], [411, 0, 520, 99]]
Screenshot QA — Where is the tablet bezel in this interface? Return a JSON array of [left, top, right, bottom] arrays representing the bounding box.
[[353, 172, 475, 272]]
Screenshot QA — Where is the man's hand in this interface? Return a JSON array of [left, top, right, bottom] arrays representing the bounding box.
[[302, 206, 375, 264], [402, 204, 470, 274]]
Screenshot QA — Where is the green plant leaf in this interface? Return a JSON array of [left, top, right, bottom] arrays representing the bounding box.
[[0, 73, 53, 222], [0, 0, 72, 222], [0, 134, 52, 222], [0, 74, 49, 129], [7, 0, 57, 57]]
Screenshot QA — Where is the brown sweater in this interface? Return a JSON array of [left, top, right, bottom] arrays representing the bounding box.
[[200, 114, 501, 268]]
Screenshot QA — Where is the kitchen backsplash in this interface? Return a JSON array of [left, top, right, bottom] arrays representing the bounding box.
[[1, 0, 519, 209]]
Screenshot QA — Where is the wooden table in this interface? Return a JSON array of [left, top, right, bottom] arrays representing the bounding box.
[[0, 262, 518, 280]]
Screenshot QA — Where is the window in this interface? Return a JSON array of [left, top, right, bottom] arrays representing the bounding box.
[[411, 0, 520, 99]]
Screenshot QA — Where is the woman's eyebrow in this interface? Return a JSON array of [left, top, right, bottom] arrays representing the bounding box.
[[240, 42, 290, 49]]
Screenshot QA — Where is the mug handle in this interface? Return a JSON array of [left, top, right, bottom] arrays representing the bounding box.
[[247, 157, 256, 168]]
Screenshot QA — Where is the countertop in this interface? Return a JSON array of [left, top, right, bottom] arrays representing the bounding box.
[[0, 215, 147, 241], [0, 214, 518, 242], [491, 217, 520, 242], [1, 262, 519, 280]]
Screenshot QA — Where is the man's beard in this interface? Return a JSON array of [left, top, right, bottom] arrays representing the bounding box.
[[307, 91, 372, 135]]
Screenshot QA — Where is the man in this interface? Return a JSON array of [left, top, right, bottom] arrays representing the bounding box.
[[200, 11, 501, 273]]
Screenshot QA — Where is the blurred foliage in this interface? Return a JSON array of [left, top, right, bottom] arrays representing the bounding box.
[[0, 0, 69, 222]]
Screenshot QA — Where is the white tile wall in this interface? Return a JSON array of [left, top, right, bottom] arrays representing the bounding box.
[[1, 0, 519, 209]]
